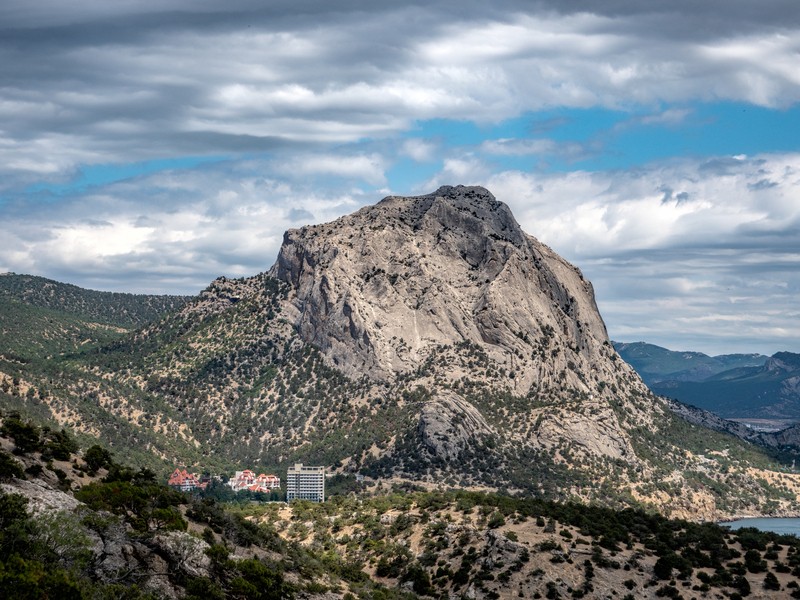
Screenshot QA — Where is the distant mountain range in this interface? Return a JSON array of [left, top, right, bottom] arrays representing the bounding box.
[[0, 272, 189, 328], [614, 341, 800, 420]]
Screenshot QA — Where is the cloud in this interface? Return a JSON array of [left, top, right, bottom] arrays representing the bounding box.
[[489, 153, 800, 259], [1, 1, 799, 187], [0, 159, 374, 294], [276, 153, 387, 185], [401, 139, 438, 162], [482, 153, 800, 354], [420, 156, 492, 192], [615, 108, 693, 132], [480, 138, 590, 164], [481, 138, 558, 156]]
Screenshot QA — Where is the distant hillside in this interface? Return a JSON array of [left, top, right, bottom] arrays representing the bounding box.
[[0, 273, 189, 328], [653, 352, 800, 419], [0, 272, 190, 362], [613, 341, 767, 385], [0, 299, 130, 363]]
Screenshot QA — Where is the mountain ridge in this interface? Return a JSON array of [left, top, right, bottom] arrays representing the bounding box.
[[0, 272, 189, 328], [613, 341, 768, 384], [2, 186, 800, 519], [615, 341, 800, 419]]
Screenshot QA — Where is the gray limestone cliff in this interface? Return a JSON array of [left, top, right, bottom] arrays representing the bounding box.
[[268, 186, 660, 472], [271, 185, 634, 395]]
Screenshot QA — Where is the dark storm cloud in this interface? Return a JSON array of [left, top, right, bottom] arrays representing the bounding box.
[[1, 0, 798, 188]]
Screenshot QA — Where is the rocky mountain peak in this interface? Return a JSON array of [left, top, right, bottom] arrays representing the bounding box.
[[376, 185, 525, 247], [271, 185, 626, 397], [766, 352, 800, 373], [9, 187, 798, 519], [265, 185, 658, 477]]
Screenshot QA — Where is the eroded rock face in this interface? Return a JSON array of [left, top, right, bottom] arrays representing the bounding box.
[[267, 186, 661, 474], [271, 186, 630, 398], [418, 392, 494, 461], [530, 401, 634, 461], [0, 477, 81, 514], [151, 531, 211, 579]]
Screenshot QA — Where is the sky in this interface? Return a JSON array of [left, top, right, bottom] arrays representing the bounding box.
[[1, 0, 799, 356]]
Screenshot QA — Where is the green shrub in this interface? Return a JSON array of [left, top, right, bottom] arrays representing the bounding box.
[[764, 571, 780, 591], [0, 450, 24, 481], [488, 512, 506, 529], [75, 478, 186, 533], [1, 417, 41, 455], [84, 445, 113, 474], [41, 429, 78, 461]]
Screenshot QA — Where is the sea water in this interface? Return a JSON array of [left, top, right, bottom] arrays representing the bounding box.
[[722, 518, 800, 536]]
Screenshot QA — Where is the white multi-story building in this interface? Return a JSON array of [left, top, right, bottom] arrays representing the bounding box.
[[286, 463, 325, 502]]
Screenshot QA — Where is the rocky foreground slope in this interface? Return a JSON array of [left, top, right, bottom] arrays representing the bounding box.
[[3, 186, 800, 519], [5, 425, 800, 600]]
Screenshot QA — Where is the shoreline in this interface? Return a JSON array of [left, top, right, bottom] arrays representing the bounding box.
[[717, 513, 800, 524]]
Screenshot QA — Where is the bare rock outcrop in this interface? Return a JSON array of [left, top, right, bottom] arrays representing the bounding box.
[[530, 401, 634, 461], [418, 392, 494, 461], [267, 185, 660, 476], [151, 531, 212, 580], [0, 477, 81, 515], [271, 185, 642, 400]]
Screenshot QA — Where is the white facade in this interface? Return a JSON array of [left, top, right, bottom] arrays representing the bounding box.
[[286, 463, 325, 502]]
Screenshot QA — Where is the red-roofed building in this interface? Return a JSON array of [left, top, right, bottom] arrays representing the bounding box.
[[167, 468, 207, 492], [229, 469, 281, 493], [256, 473, 281, 489]]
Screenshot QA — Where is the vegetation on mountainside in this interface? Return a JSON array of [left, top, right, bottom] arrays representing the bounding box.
[[256, 488, 800, 599], [0, 273, 188, 328], [0, 272, 194, 469], [366, 339, 800, 516], [0, 300, 130, 363], [0, 371, 198, 474], [3, 272, 800, 517], [4, 415, 800, 599], [0, 416, 399, 599], [70, 273, 404, 472]]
